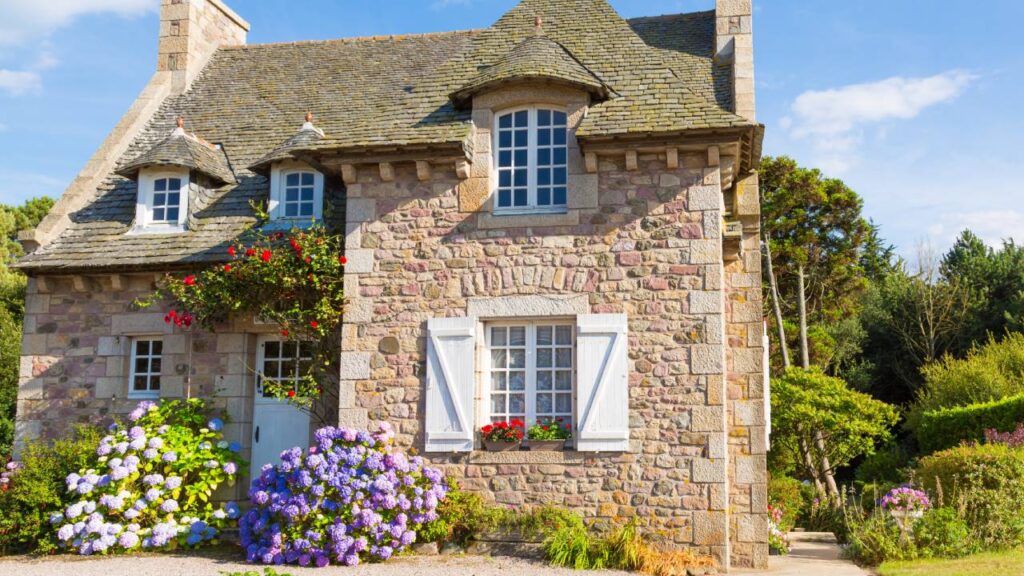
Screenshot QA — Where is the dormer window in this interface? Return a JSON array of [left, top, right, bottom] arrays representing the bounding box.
[[493, 108, 568, 214], [134, 169, 190, 233], [269, 163, 324, 224]]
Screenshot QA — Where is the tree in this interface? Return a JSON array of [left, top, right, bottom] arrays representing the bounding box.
[[770, 367, 899, 497]]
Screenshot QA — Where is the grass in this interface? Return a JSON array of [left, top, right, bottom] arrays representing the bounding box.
[[878, 550, 1024, 576]]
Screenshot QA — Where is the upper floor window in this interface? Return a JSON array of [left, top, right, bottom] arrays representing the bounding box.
[[270, 164, 323, 224], [493, 108, 568, 213], [134, 170, 189, 232]]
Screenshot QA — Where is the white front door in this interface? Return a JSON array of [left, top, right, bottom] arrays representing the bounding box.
[[251, 338, 311, 474]]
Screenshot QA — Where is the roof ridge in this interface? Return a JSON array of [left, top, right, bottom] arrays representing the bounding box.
[[219, 28, 481, 51], [627, 10, 715, 23]]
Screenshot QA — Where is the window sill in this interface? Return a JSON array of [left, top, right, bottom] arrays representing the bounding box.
[[478, 210, 578, 230], [492, 207, 568, 217], [127, 392, 160, 400], [126, 225, 187, 236], [261, 219, 321, 231], [466, 449, 587, 465]]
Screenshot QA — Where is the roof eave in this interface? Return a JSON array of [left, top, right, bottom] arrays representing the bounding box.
[[450, 75, 612, 109]]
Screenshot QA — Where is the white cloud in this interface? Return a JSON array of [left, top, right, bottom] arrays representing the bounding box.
[[0, 0, 156, 46], [928, 210, 1024, 249], [781, 71, 975, 174], [0, 69, 42, 95]]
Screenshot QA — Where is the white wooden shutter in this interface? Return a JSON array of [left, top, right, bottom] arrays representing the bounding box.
[[424, 317, 477, 452], [576, 314, 630, 452]]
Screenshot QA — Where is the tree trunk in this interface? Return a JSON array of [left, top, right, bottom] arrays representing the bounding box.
[[814, 429, 840, 499], [798, 432, 825, 495], [797, 264, 810, 369], [763, 238, 791, 368]]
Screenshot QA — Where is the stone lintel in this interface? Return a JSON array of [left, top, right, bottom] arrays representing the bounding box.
[[467, 294, 589, 319]]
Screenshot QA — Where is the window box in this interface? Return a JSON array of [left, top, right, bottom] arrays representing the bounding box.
[[482, 438, 522, 452], [527, 440, 565, 452]]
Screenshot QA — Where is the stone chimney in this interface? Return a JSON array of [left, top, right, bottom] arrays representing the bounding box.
[[159, 0, 250, 93], [716, 0, 755, 122]]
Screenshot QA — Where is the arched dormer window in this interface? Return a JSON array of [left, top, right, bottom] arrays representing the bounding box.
[[134, 168, 190, 233], [493, 107, 568, 214], [269, 163, 324, 224]]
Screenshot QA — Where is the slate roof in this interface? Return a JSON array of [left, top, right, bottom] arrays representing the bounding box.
[[18, 1, 752, 272], [116, 126, 237, 185], [249, 121, 326, 175], [451, 35, 613, 105]]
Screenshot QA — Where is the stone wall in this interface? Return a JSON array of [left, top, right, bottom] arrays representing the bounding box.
[[337, 147, 739, 563], [15, 273, 269, 501], [159, 0, 249, 93]]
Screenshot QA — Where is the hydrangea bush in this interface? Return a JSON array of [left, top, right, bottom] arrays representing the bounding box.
[[240, 422, 447, 567], [51, 399, 245, 555]]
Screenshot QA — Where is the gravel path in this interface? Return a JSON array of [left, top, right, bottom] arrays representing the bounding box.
[[0, 550, 634, 576]]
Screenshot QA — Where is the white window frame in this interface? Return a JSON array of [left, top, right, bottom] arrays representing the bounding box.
[[491, 106, 570, 216], [132, 169, 189, 234], [481, 320, 576, 443], [268, 161, 324, 226], [128, 337, 163, 399], [255, 335, 314, 402]]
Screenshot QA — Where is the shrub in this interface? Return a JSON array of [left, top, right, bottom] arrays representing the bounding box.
[[985, 422, 1024, 447], [912, 507, 976, 559], [768, 505, 790, 555], [0, 426, 100, 554], [917, 443, 1024, 548], [915, 394, 1024, 453], [856, 442, 911, 484], [844, 512, 909, 566], [804, 494, 850, 543], [51, 400, 244, 555], [240, 423, 447, 567], [768, 475, 803, 531], [914, 333, 1024, 415]]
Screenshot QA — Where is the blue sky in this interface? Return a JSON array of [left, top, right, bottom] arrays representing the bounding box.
[[0, 0, 1020, 256]]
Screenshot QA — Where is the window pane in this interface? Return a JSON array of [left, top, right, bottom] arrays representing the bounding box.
[[514, 110, 528, 125], [554, 148, 567, 165], [168, 192, 180, 206], [154, 193, 166, 205], [538, 109, 551, 126], [286, 173, 300, 186], [153, 208, 165, 221], [509, 327, 526, 346], [536, 394, 552, 414], [265, 341, 280, 357], [263, 362, 279, 379], [166, 208, 179, 221], [538, 189, 551, 206], [150, 376, 161, 391], [537, 326, 553, 346], [509, 371, 525, 391], [135, 358, 149, 373], [553, 187, 567, 206], [538, 168, 551, 186], [491, 349, 506, 369], [514, 130, 528, 147], [301, 188, 314, 202], [556, 371, 572, 390], [300, 203, 313, 217], [499, 151, 512, 167], [154, 179, 167, 192], [151, 341, 163, 355], [537, 371, 552, 390], [538, 148, 551, 166], [509, 394, 525, 414], [509, 349, 525, 369], [285, 204, 298, 217], [301, 172, 315, 186], [554, 111, 567, 125], [556, 348, 572, 368], [170, 178, 182, 191], [498, 131, 512, 148], [514, 169, 528, 187], [554, 167, 567, 185], [136, 340, 150, 355], [554, 128, 567, 145], [514, 149, 528, 167], [286, 189, 299, 202], [555, 394, 572, 413], [150, 358, 161, 374], [499, 114, 512, 129], [555, 326, 572, 345], [537, 348, 552, 368], [491, 395, 506, 415], [134, 376, 148, 391], [491, 327, 507, 346], [498, 171, 512, 187], [538, 129, 551, 146], [514, 189, 528, 206], [498, 190, 512, 208], [491, 372, 506, 391]]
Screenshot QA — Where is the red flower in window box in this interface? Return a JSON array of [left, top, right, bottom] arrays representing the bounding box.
[[481, 420, 524, 451]]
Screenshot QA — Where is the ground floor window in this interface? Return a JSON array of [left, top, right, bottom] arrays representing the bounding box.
[[129, 338, 162, 398], [486, 322, 574, 427], [257, 338, 314, 398]]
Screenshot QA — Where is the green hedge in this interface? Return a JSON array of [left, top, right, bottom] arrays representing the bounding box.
[[916, 394, 1024, 454]]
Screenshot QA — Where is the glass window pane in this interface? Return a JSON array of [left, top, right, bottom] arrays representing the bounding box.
[[151, 341, 163, 355], [154, 193, 166, 205], [286, 173, 300, 186], [153, 208, 165, 221], [509, 327, 526, 346], [491, 327, 507, 346], [509, 349, 526, 369], [491, 349, 506, 369], [514, 110, 528, 125], [498, 171, 512, 187], [498, 190, 512, 208], [554, 167, 567, 185], [263, 362, 279, 379], [499, 114, 512, 129], [509, 394, 525, 415], [154, 179, 167, 192], [167, 192, 180, 206], [537, 348, 552, 368], [556, 348, 572, 368], [491, 372, 506, 391], [538, 129, 551, 146], [491, 395, 506, 415], [553, 187, 567, 206], [150, 358, 161, 374], [538, 168, 551, 186], [514, 169, 528, 187], [300, 204, 313, 217], [538, 109, 551, 126], [538, 189, 551, 206], [134, 376, 147, 391], [166, 208, 179, 221], [514, 149, 528, 166], [555, 394, 572, 413], [169, 178, 182, 191], [301, 188, 314, 202], [536, 394, 552, 414], [537, 326, 553, 346], [556, 371, 572, 390], [514, 189, 528, 206], [554, 148, 567, 165], [538, 148, 551, 166], [554, 111, 567, 126], [498, 150, 512, 167], [285, 204, 298, 217], [265, 341, 280, 357], [301, 172, 315, 186], [498, 131, 512, 148], [509, 371, 525, 391], [136, 340, 150, 355], [537, 371, 552, 390], [135, 358, 149, 373], [554, 128, 567, 145], [149, 376, 161, 391], [281, 359, 297, 379], [286, 189, 298, 202], [514, 130, 528, 147]]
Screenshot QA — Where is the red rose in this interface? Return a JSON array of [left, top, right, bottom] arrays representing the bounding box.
[[281, 329, 290, 338], [260, 250, 272, 263], [223, 264, 232, 272], [289, 238, 299, 250], [304, 257, 312, 264], [227, 246, 236, 257], [339, 255, 348, 265], [310, 320, 319, 329], [287, 389, 296, 398], [245, 248, 256, 257], [183, 275, 196, 286]]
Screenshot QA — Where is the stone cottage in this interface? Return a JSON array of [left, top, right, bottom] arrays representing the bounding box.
[[14, 0, 767, 568]]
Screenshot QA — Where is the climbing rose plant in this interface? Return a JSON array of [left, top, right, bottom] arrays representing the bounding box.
[[51, 399, 245, 555], [240, 422, 447, 567], [137, 221, 346, 411]]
